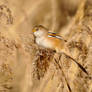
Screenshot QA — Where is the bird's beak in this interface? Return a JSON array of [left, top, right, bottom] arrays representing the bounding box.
[[32, 29, 36, 32]]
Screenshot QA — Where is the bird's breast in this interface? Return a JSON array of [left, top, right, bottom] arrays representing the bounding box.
[[36, 37, 53, 49]]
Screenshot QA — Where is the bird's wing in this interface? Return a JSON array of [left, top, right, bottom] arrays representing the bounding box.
[[48, 32, 67, 42]]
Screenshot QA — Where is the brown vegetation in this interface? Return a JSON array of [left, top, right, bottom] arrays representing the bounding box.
[[0, 0, 92, 92]]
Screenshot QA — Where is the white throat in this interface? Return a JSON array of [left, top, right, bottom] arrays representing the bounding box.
[[34, 30, 47, 37]]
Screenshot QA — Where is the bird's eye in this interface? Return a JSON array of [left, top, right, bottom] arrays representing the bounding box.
[[35, 28, 39, 31]]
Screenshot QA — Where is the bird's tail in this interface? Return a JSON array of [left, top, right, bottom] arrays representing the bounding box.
[[57, 47, 89, 76], [62, 52, 88, 75]]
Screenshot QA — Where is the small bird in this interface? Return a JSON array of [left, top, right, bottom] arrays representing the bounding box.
[[32, 25, 67, 53], [32, 25, 89, 75]]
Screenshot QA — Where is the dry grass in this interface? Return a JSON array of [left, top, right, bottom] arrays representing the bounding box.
[[0, 0, 92, 92]]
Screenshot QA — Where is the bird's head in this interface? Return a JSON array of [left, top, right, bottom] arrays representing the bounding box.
[[32, 25, 48, 37]]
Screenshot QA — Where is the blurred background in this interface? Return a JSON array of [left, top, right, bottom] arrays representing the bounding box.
[[0, 0, 92, 92]]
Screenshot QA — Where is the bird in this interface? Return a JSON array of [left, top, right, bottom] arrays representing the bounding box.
[[32, 25, 89, 76], [32, 25, 67, 53]]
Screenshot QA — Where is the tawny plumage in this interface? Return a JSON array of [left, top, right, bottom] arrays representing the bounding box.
[[32, 25, 67, 53]]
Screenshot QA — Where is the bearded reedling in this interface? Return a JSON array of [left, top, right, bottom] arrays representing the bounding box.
[[32, 25, 89, 75]]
